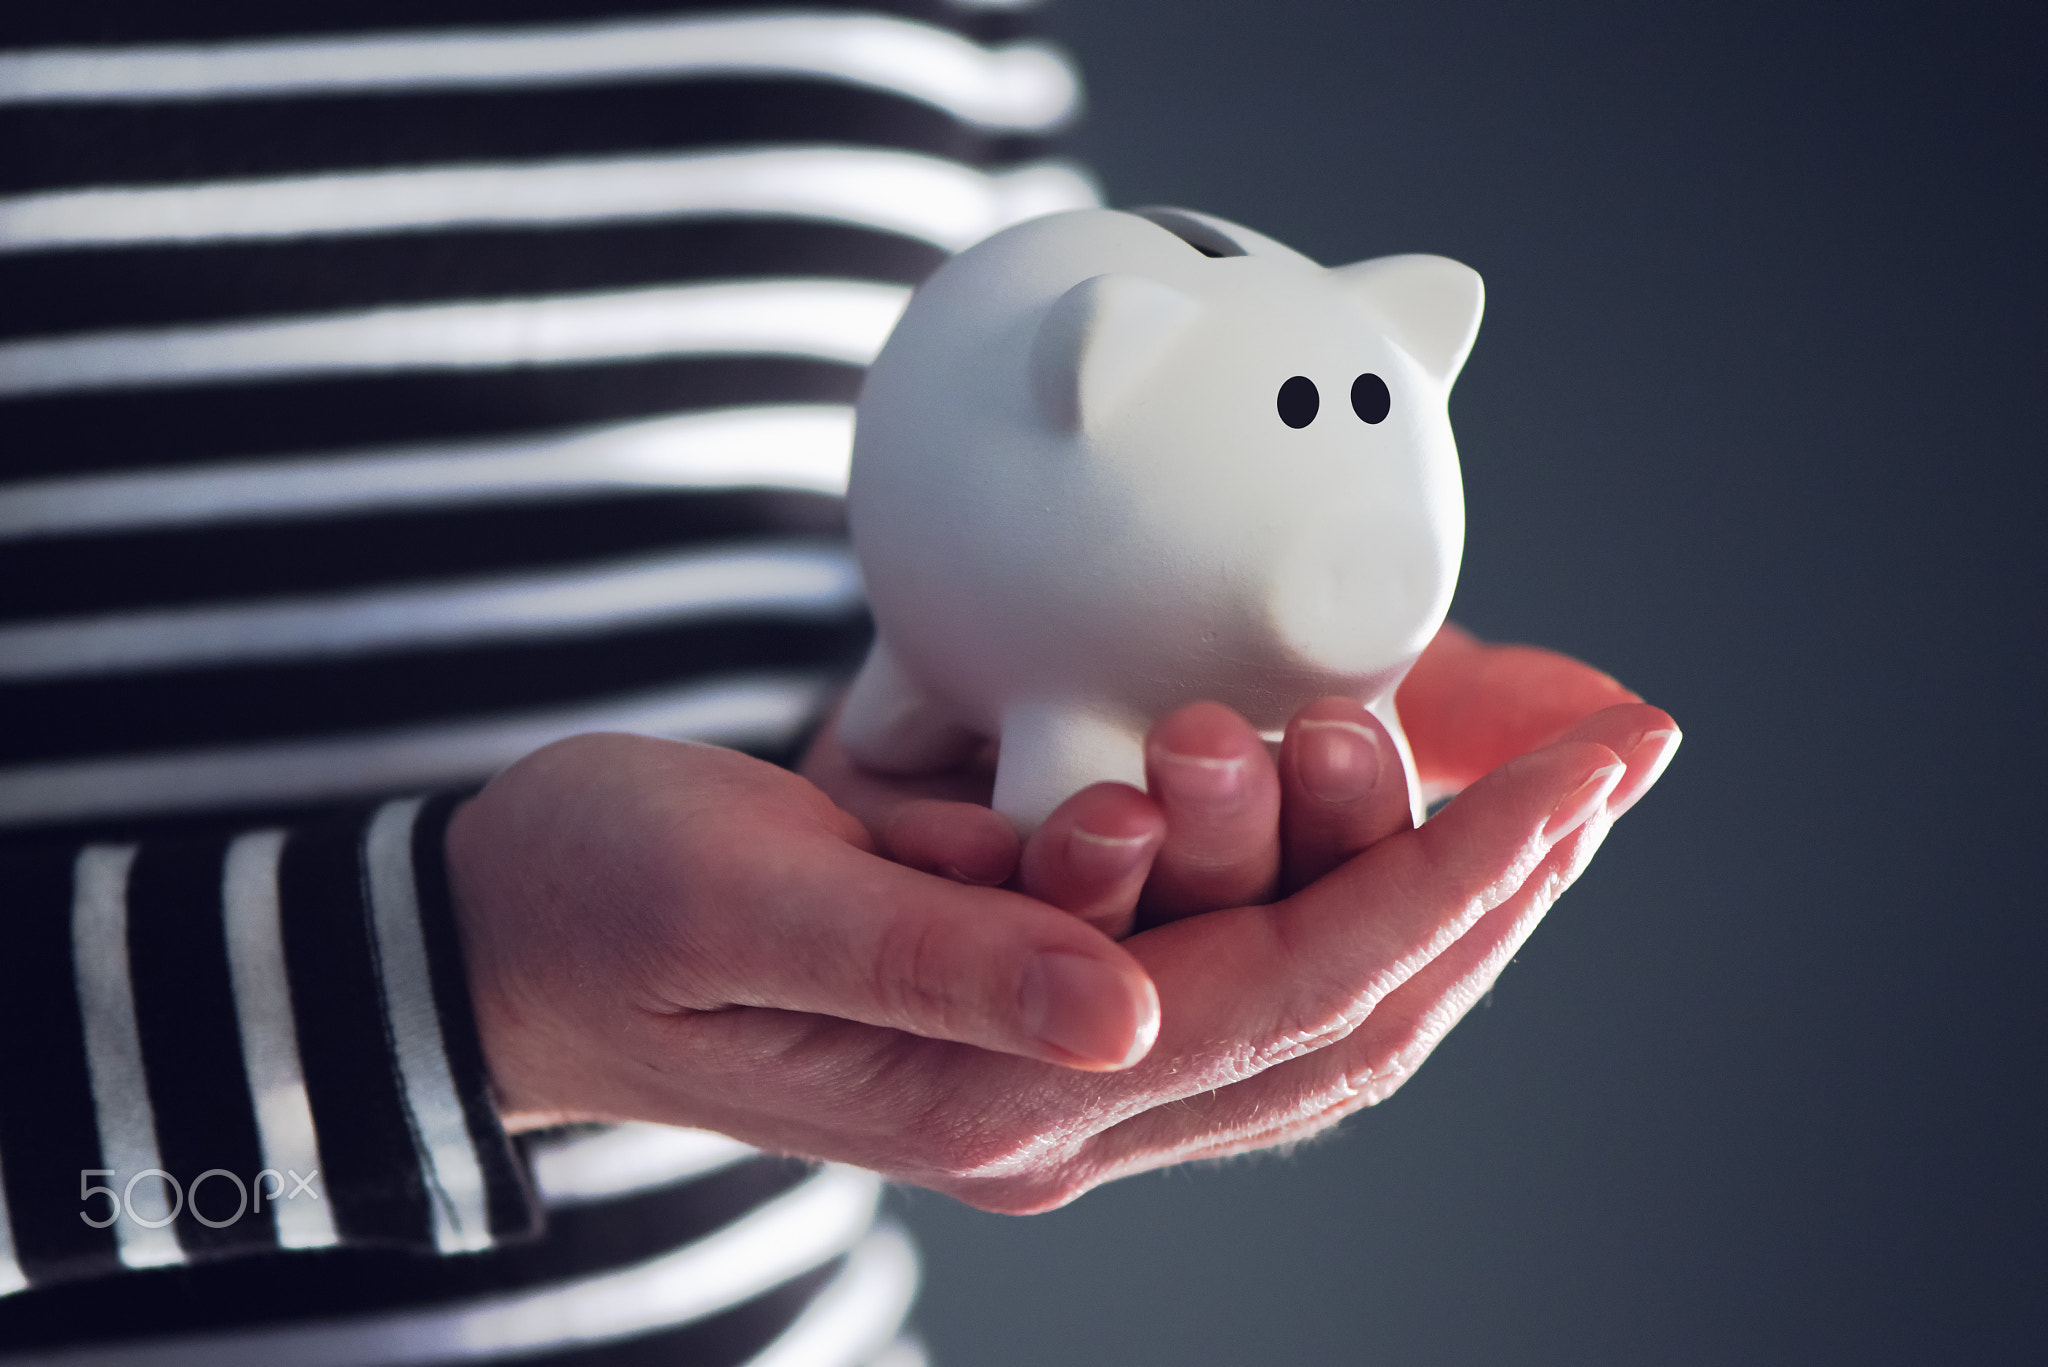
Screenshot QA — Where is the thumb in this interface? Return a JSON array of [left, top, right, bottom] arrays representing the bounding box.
[[701, 834, 1161, 1071]]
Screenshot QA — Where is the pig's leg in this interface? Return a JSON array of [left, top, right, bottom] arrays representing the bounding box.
[[1365, 693, 1427, 826], [993, 702, 1148, 833], [836, 637, 981, 774]]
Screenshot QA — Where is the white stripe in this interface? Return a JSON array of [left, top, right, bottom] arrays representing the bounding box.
[[220, 830, 340, 1251], [0, 1145, 27, 1296], [0, 15, 1078, 131], [0, 407, 855, 541], [70, 845, 186, 1271], [446, 1169, 881, 1361], [0, 673, 832, 827], [363, 798, 493, 1254], [744, 1224, 920, 1367], [527, 1124, 757, 1208], [0, 1166, 883, 1366], [0, 279, 909, 398], [0, 543, 862, 681], [862, 1337, 931, 1367], [0, 150, 1099, 256]]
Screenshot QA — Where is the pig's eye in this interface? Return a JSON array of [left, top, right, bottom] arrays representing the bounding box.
[[1351, 373, 1391, 424], [1277, 376, 1319, 428]]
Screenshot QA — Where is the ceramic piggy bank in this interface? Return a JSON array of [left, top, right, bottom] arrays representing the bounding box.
[[838, 207, 1482, 830]]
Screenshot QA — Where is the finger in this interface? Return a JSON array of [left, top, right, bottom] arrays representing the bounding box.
[[1084, 802, 1619, 1176], [1583, 714, 1682, 820], [1536, 702, 1682, 821], [881, 799, 1020, 887], [1396, 621, 1640, 794], [1279, 698, 1414, 892], [690, 831, 1161, 1073], [1114, 735, 1626, 1100], [799, 707, 996, 838], [1019, 783, 1166, 939], [1138, 701, 1283, 923]]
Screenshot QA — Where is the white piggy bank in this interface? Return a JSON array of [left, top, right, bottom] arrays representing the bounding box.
[[838, 207, 1482, 830]]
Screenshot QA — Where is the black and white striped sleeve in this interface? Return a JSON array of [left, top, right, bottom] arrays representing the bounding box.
[[0, 793, 539, 1294]]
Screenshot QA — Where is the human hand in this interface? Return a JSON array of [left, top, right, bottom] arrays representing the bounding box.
[[447, 733, 1166, 1128], [447, 700, 1676, 1208]]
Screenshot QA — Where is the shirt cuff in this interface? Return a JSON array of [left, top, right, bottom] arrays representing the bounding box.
[[0, 794, 541, 1295]]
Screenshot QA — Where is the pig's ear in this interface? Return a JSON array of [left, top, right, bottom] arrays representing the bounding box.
[[1030, 273, 1201, 433], [1329, 254, 1484, 385]]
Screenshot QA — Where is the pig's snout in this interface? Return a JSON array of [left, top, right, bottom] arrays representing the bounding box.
[[1266, 515, 1452, 674]]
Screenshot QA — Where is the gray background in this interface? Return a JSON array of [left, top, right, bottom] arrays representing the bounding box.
[[896, 2, 2045, 1364]]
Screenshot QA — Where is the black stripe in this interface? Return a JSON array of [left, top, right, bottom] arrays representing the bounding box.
[[0, 844, 122, 1284], [1, 1, 996, 47], [453, 1152, 817, 1303], [124, 836, 277, 1257], [0, 79, 1052, 196], [0, 357, 866, 481], [0, 219, 947, 340], [0, 491, 848, 622], [0, 1152, 818, 1346], [276, 812, 432, 1247], [409, 792, 539, 1242], [0, 690, 815, 845], [0, 616, 869, 765]]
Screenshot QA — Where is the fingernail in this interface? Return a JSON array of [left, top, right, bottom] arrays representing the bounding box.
[[1068, 827, 1153, 883], [1157, 750, 1245, 801], [1597, 725, 1679, 823], [1294, 718, 1384, 803], [1020, 952, 1155, 1068], [1542, 761, 1626, 840], [941, 863, 1009, 888]]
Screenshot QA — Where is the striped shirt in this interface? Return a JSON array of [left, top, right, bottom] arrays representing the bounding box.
[[0, 1, 1096, 1361]]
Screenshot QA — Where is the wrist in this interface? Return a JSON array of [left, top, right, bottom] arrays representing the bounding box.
[[443, 794, 575, 1132]]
